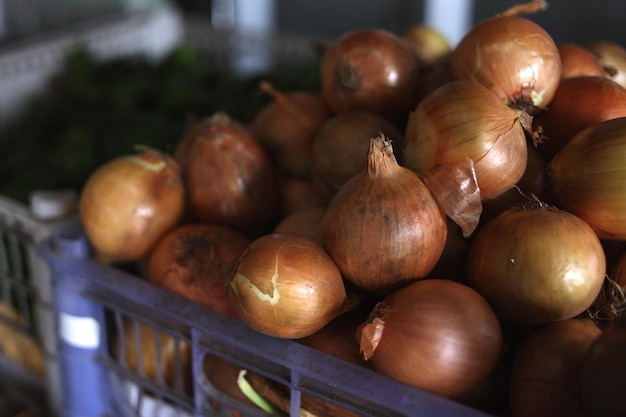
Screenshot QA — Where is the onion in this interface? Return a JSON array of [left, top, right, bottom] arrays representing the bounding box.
[[251, 82, 332, 179], [401, 25, 451, 65], [147, 223, 251, 318], [115, 317, 192, 394], [226, 233, 353, 339], [509, 318, 602, 417], [451, 5, 561, 114], [581, 317, 626, 417], [403, 80, 530, 201], [547, 117, 626, 240], [558, 43, 608, 80], [79, 148, 185, 263], [272, 207, 325, 247], [174, 113, 280, 237], [310, 111, 403, 203], [467, 204, 606, 324], [482, 142, 548, 216], [534, 76, 626, 161], [425, 217, 473, 283], [278, 176, 326, 218], [321, 28, 420, 123], [585, 40, 626, 89], [321, 135, 447, 294], [202, 354, 254, 417], [357, 279, 503, 398], [414, 51, 455, 103]]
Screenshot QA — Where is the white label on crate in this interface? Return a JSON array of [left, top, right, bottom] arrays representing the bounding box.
[[59, 312, 100, 349]]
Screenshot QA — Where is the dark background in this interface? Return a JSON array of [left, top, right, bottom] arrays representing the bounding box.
[[176, 0, 626, 46]]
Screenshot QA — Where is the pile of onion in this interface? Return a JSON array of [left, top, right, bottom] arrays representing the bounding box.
[[321, 135, 447, 294]]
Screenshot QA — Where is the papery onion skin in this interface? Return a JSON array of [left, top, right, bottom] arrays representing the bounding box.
[[509, 318, 602, 417], [321, 136, 447, 294], [403, 80, 528, 201], [452, 16, 561, 114], [534, 76, 626, 161], [226, 233, 349, 339], [174, 113, 279, 237], [547, 117, 626, 241], [148, 223, 251, 318], [321, 29, 420, 123], [357, 279, 503, 398], [467, 205, 606, 324], [79, 150, 185, 263]]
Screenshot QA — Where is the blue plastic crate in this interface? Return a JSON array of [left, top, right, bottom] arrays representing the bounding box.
[[0, 192, 77, 416], [38, 219, 498, 417]]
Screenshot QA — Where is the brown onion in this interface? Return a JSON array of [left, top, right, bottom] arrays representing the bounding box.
[[147, 223, 251, 318], [79, 149, 185, 263], [401, 25, 451, 65], [357, 279, 503, 398], [310, 111, 403, 203], [558, 43, 608, 80], [547, 117, 626, 240], [321, 135, 447, 294], [452, 14, 561, 114], [509, 318, 602, 417], [321, 28, 420, 123], [425, 217, 473, 283], [581, 317, 626, 417], [226, 233, 352, 339], [585, 40, 626, 89], [482, 142, 548, 216], [403, 80, 530, 201], [174, 113, 279, 237], [272, 207, 325, 247], [467, 204, 606, 324], [251, 82, 332, 179], [534, 76, 626, 160], [278, 176, 325, 218], [115, 318, 192, 393]]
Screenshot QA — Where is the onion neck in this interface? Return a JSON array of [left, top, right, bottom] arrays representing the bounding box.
[[367, 135, 399, 177]]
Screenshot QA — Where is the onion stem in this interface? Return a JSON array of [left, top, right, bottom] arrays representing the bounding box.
[[237, 369, 282, 415], [498, 0, 548, 17]]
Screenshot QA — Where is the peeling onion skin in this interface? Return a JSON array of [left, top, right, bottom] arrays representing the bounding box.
[[79, 150, 185, 263], [357, 279, 503, 399], [452, 16, 561, 114], [467, 205, 606, 324], [402, 80, 529, 201], [225, 233, 349, 339], [547, 117, 626, 241]]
